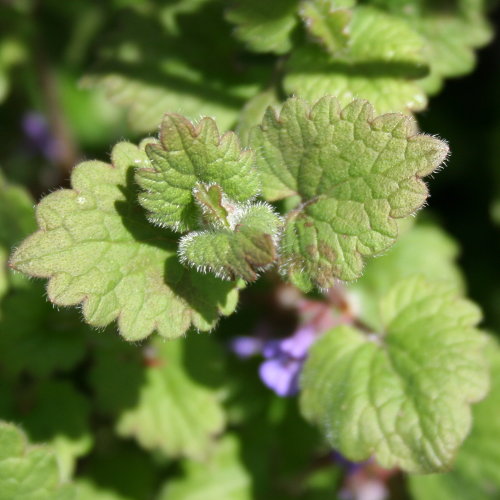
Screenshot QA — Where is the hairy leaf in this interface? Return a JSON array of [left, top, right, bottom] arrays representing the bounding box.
[[250, 97, 448, 289], [136, 114, 259, 232], [300, 276, 489, 473], [0, 421, 74, 500], [225, 0, 300, 54], [409, 337, 500, 499], [158, 435, 252, 500], [10, 141, 239, 341], [179, 201, 282, 281], [116, 336, 226, 460]]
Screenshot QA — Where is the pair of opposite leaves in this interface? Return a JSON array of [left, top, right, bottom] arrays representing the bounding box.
[[132, 94, 447, 293], [10, 96, 448, 341]]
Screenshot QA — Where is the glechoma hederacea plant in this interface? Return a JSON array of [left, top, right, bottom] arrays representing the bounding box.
[[1, 0, 499, 498]]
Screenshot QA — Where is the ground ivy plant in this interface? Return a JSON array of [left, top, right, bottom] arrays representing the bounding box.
[[11, 97, 448, 341], [1, 0, 499, 499], [8, 93, 483, 473]]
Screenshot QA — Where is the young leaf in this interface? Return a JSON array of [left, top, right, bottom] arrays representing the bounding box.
[[0, 421, 74, 500], [300, 276, 489, 473], [225, 0, 300, 54], [10, 141, 239, 341], [179, 201, 282, 281], [116, 336, 226, 460], [250, 96, 448, 289], [158, 435, 252, 500], [409, 337, 500, 499], [136, 114, 259, 232]]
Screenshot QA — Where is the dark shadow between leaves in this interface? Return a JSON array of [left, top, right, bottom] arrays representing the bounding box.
[[291, 59, 430, 80], [181, 332, 226, 389], [87, 328, 147, 418], [115, 166, 178, 252]]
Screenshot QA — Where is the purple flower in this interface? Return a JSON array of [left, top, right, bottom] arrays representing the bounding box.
[[22, 112, 58, 161], [259, 357, 302, 397], [279, 325, 316, 358], [229, 325, 320, 397], [259, 325, 317, 397], [229, 336, 264, 359]]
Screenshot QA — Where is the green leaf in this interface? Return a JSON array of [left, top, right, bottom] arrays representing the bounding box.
[[368, 0, 493, 94], [250, 97, 448, 289], [116, 336, 226, 460], [225, 0, 300, 54], [284, 48, 427, 116], [351, 222, 464, 328], [299, 0, 354, 56], [0, 171, 36, 310], [0, 421, 75, 500], [236, 88, 280, 146], [284, 6, 429, 114], [10, 141, 239, 341], [409, 336, 500, 499], [158, 435, 252, 500], [84, 5, 267, 133], [300, 276, 489, 473], [179, 200, 282, 281], [346, 6, 428, 68], [75, 481, 128, 500], [136, 114, 259, 233]]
